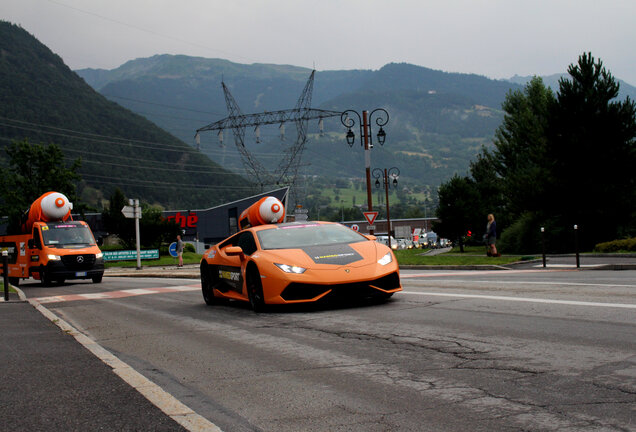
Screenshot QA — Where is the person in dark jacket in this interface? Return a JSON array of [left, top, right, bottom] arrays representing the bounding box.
[[486, 214, 499, 257], [176, 235, 184, 267]]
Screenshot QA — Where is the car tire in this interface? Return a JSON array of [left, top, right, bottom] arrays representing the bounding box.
[[92, 275, 102, 283], [246, 265, 265, 312], [200, 263, 217, 306]]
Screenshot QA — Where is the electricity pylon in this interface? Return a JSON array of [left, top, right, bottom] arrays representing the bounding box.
[[195, 70, 340, 203]]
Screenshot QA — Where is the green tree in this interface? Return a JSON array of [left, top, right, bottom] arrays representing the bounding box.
[[0, 139, 81, 234], [102, 189, 132, 247], [433, 175, 481, 252], [491, 77, 554, 218], [546, 53, 636, 248], [102, 188, 180, 249], [139, 205, 181, 249]]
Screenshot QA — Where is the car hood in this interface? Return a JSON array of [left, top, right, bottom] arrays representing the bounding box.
[[258, 240, 389, 268]]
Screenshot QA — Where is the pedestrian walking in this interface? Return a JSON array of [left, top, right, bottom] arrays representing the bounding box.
[[485, 214, 499, 257], [176, 235, 184, 267]]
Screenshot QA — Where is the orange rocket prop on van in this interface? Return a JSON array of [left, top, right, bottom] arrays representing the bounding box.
[[238, 196, 285, 230], [23, 191, 73, 232]]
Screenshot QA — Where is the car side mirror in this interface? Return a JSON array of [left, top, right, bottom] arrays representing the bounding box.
[[225, 246, 244, 256]]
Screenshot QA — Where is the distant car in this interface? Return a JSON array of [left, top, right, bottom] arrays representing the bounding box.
[[398, 239, 414, 249], [375, 235, 398, 250], [200, 221, 402, 311]]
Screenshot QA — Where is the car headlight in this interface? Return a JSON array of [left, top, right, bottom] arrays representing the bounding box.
[[274, 263, 307, 274], [95, 252, 103, 259], [47, 254, 61, 261], [378, 252, 393, 266]]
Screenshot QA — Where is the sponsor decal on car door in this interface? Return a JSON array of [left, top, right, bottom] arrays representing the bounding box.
[[218, 265, 243, 293]]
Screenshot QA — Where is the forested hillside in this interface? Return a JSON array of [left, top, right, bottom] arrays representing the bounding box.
[[77, 55, 518, 190], [0, 22, 253, 210]]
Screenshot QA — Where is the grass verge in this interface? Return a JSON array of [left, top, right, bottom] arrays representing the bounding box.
[[395, 246, 536, 266]]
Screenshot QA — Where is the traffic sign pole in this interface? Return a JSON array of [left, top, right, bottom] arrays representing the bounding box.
[[122, 200, 143, 270], [133, 199, 141, 270]]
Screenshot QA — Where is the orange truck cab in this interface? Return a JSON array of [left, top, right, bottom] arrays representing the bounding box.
[[0, 192, 104, 286]]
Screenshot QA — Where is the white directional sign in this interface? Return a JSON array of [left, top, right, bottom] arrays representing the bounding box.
[[121, 205, 142, 219]]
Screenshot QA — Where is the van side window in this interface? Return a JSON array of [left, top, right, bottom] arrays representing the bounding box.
[[32, 227, 42, 249]]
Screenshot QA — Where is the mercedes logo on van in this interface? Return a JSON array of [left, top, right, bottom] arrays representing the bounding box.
[[76, 256, 84, 263]]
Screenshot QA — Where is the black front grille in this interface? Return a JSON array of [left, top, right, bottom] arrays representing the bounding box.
[[60, 254, 96, 270], [281, 272, 400, 301]]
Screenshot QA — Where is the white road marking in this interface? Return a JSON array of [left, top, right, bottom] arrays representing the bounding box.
[[401, 269, 573, 278], [18, 287, 223, 432], [35, 285, 200, 304], [402, 291, 636, 309], [404, 278, 636, 289]]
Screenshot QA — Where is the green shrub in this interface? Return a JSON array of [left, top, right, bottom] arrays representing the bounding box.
[[498, 212, 543, 254], [593, 238, 636, 253]]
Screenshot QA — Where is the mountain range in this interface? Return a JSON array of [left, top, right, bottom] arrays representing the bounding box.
[[76, 55, 636, 196], [3, 19, 634, 211], [75, 56, 512, 191]]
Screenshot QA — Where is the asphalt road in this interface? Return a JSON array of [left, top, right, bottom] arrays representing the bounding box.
[[20, 269, 636, 431]]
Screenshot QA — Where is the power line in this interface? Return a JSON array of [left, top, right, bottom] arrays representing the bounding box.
[[0, 116, 302, 159], [0, 118, 191, 152], [103, 94, 226, 117], [66, 156, 244, 176], [80, 173, 259, 191]]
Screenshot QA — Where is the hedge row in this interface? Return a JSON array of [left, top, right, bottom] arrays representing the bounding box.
[[593, 238, 636, 253]]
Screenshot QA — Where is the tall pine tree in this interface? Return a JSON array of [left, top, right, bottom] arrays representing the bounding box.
[[547, 53, 636, 247]]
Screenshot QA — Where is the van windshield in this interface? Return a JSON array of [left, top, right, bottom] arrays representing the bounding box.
[[42, 223, 96, 247]]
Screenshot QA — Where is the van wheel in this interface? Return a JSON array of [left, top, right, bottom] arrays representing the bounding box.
[[92, 275, 103, 283], [41, 272, 52, 286], [8, 277, 19, 287]]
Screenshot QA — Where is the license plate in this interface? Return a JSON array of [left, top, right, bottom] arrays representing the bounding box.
[[75, 271, 87, 277]]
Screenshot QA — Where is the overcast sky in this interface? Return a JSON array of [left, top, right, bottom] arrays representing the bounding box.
[[3, 0, 636, 85]]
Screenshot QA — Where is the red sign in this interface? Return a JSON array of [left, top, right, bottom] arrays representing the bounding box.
[[166, 212, 198, 228], [363, 211, 378, 225]]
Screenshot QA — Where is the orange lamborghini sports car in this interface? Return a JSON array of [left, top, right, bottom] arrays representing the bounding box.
[[199, 221, 402, 311]]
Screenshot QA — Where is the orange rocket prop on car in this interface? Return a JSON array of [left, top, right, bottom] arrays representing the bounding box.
[[23, 191, 73, 232], [238, 196, 285, 230]]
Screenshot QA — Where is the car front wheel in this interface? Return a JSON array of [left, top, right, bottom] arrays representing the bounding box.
[[201, 264, 217, 305], [246, 266, 265, 312]]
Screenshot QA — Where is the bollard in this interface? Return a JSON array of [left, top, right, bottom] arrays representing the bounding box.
[[574, 224, 580, 268], [541, 227, 546, 268], [2, 250, 8, 301]]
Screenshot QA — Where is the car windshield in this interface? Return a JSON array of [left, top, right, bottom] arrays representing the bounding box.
[[42, 223, 95, 247], [257, 223, 367, 250]]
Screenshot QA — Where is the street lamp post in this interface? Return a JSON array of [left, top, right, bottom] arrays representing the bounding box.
[[340, 108, 389, 235], [373, 167, 400, 250]]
